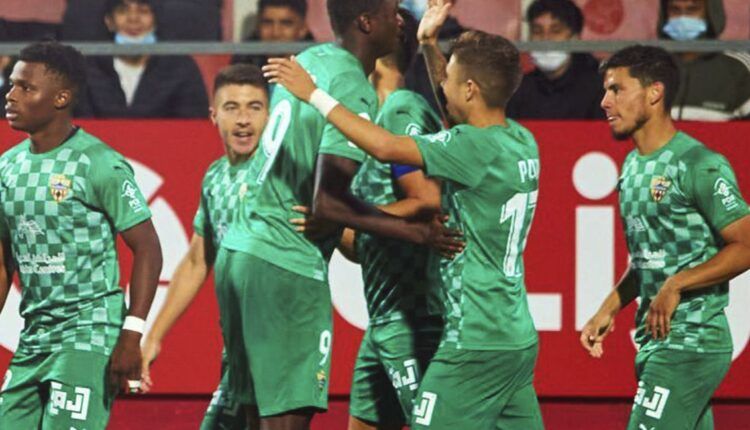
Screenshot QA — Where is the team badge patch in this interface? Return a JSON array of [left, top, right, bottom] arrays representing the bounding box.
[[650, 176, 671, 202], [316, 369, 327, 391], [49, 174, 72, 203]]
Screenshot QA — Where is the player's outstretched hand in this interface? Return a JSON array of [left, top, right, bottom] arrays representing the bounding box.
[[424, 215, 464, 258], [646, 280, 680, 340], [580, 312, 615, 358], [417, 0, 454, 45], [263, 57, 316, 102], [109, 330, 144, 395], [289, 205, 340, 240], [139, 336, 161, 393]]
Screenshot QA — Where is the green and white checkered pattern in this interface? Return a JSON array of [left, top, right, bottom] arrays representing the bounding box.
[[619, 132, 747, 353], [193, 156, 252, 247], [0, 130, 150, 355]]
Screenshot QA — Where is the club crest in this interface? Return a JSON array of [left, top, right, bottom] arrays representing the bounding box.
[[650, 176, 671, 202], [49, 174, 72, 203]]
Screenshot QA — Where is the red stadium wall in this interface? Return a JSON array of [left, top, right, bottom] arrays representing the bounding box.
[[1, 120, 749, 399]]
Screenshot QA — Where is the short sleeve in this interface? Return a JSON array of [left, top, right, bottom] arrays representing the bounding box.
[[192, 188, 209, 238], [686, 152, 750, 232], [413, 127, 490, 188], [90, 155, 152, 232], [319, 71, 377, 162]]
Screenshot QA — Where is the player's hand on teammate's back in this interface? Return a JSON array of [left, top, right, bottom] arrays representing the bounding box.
[[646, 279, 681, 340], [289, 205, 340, 240], [580, 312, 616, 358], [109, 330, 144, 394], [424, 215, 464, 258], [417, 0, 454, 44], [263, 57, 316, 102], [139, 337, 162, 393]]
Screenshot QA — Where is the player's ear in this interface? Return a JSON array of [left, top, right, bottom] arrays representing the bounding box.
[[356, 14, 373, 34], [465, 79, 477, 102], [209, 106, 217, 126], [54, 89, 73, 110], [648, 82, 665, 108]]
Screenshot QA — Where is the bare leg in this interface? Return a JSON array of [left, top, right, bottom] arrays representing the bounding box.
[[348, 415, 402, 430], [245, 404, 261, 430]]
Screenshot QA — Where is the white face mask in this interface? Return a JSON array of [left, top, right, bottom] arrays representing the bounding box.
[[530, 51, 570, 73], [0, 75, 4, 89], [401, 0, 428, 19]]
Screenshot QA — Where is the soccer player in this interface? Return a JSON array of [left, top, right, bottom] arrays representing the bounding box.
[[262, 1, 545, 428], [580, 45, 750, 430], [346, 9, 444, 430], [217, 1, 459, 429], [0, 41, 162, 429], [139, 64, 270, 429]]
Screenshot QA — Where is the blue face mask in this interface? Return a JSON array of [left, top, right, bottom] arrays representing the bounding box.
[[401, 0, 428, 20], [114, 31, 157, 45], [663, 16, 707, 41]]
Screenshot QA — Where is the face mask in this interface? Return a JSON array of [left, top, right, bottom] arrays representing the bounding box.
[[401, 0, 428, 20], [0, 76, 4, 89], [114, 31, 157, 45], [663, 17, 707, 41], [530, 51, 570, 73]]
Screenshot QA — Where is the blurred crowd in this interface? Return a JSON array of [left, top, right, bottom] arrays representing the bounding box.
[[0, 0, 748, 121]]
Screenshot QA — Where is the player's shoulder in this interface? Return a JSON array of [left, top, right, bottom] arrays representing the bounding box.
[[674, 132, 725, 167], [72, 129, 128, 166], [201, 156, 229, 184], [0, 138, 29, 163]]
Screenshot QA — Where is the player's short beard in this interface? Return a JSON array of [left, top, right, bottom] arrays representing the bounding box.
[[612, 113, 648, 141]]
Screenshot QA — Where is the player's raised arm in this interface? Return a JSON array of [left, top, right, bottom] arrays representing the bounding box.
[[418, 0, 453, 123], [263, 59, 424, 168], [140, 233, 212, 392], [580, 268, 639, 358]]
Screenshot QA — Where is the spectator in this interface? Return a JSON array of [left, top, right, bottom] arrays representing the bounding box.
[[77, 0, 209, 118], [63, 0, 222, 41], [659, 0, 750, 120], [232, 0, 312, 67], [507, 0, 605, 120], [0, 55, 12, 116]]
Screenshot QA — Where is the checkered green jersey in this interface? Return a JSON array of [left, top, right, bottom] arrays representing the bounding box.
[[351, 89, 444, 325], [192, 156, 252, 248], [221, 43, 378, 281], [413, 120, 540, 350], [619, 132, 749, 353], [0, 129, 151, 355]]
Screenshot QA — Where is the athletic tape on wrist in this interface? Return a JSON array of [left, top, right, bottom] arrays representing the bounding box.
[[309, 88, 339, 118], [122, 316, 146, 334]]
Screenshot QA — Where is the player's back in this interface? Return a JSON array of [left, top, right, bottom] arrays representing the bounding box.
[[414, 120, 540, 350], [221, 43, 378, 282]]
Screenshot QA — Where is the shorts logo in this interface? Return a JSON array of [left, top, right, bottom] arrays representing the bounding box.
[[405, 123, 424, 136], [389, 359, 419, 391], [49, 174, 72, 203], [714, 178, 739, 211], [650, 176, 671, 202], [208, 388, 240, 417], [122, 180, 144, 213], [638, 425, 655, 430], [48, 382, 91, 421], [633, 381, 670, 419], [413, 391, 437, 426]]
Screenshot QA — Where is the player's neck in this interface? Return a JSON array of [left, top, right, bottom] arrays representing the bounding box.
[[29, 118, 76, 154], [227, 147, 254, 166], [372, 69, 404, 105], [632, 114, 677, 156], [339, 38, 378, 76], [466, 106, 508, 128]]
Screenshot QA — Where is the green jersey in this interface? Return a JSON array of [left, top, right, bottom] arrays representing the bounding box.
[[619, 132, 749, 353], [222, 43, 378, 281], [0, 129, 151, 355], [413, 120, 540, 350], [193, 156, 252, 248], [351, 89, 444, 325]]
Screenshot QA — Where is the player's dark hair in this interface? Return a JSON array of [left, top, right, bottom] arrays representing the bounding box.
[[600, 45, 679, 112], [18, 41, 87, 107], [259, 0, 308, 18], [105, 0, 155, 17], [451, 30, 521, 108], [526, 0, 584, 34], [213, 64, 269, 97], [327, 0, 385, 36], [380, 8, 419, 74]]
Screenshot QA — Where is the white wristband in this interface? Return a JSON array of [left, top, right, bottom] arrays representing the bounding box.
[[309, 88, 339, 118], [122, 316, 146, 334]]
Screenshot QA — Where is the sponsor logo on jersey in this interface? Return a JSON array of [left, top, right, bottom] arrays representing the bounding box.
[[16, 216, 43, 242], [425, 130, 452, 145], [122, 180, 144, 213], [405, 123, 424, 136], [625, 215, 647, 233], [714, 178, 739, 211], [650, 176, 671, 202], [49, 174, 72, 203]]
